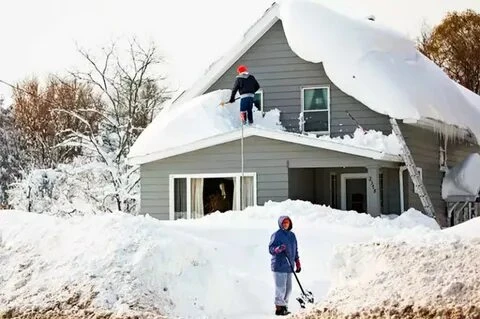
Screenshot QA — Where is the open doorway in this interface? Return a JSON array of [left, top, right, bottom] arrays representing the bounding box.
[[170, 173, 257, 220], [341, 173, 368, 213], [203, 178, 234, 214]]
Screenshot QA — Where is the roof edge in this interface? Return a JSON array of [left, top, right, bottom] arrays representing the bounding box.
[[170, 3, 280, 107], [128, 127, 403, 165]]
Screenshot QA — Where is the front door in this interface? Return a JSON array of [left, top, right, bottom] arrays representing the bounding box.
[[341, 173, 368, 213], [346, 178, 367, 213]]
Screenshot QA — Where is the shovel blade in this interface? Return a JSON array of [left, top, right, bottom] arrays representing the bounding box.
[[296, 291, 314, 308]]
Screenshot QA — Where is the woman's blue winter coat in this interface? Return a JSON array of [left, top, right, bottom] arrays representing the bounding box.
[[268, 215, 299, 273]]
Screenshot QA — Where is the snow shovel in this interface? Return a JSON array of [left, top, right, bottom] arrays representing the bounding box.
[[219, 97, 240, 107], [285, 254, 314, 308]]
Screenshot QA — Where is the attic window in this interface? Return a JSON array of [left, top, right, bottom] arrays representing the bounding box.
[[301, 86, 330, 134]]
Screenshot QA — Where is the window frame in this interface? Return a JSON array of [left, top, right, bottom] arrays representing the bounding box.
[[301, 86, 331, 135], [169, 172, 257, 220], [254, 89, 264, 113]]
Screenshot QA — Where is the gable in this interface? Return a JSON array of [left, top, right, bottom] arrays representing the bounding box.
[[206, 20, 392, 137]]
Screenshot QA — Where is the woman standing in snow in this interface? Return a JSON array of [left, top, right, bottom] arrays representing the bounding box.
[[268, 215, 301, 316]]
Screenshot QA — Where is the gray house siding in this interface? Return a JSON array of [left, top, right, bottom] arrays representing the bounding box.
[[400, 125, 447, 224], [140, 136, 399, 220], [447, 140, 480, 167], [205, 20, 391, 136]]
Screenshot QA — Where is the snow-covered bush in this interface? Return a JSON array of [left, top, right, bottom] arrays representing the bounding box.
[[8, 155, 140, 216]]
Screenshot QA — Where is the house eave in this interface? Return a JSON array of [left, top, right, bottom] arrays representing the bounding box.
[[127, 127, 403, 166], [402, 117, 478, 144]]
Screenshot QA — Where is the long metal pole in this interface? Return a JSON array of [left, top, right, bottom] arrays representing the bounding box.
[[241, 113, 245, 210]]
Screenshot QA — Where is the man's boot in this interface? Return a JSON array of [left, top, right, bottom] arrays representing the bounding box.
[[275, 305, 290, 316]]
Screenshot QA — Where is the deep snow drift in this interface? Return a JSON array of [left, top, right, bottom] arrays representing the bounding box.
[[1, 201, 479, 318]]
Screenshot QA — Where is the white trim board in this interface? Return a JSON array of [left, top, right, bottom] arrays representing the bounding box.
[[169, 172, 258, 220], [341, 173, 368, 211], [129, 127, 403, 165]]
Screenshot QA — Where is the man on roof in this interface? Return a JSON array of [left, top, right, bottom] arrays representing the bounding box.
[[229, 64, 261, 125]]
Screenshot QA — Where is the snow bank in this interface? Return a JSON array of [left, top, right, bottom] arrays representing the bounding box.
[[0, 200, 441, 319], [128, 90, 283, 160], [442, 153, 480, 199], [298, 239, 480, 319], [293, 216, 480, 319], [279, 0, 480, 143], [443, 216, 480, 239]]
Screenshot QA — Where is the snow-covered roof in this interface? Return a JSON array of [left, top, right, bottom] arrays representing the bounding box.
[[129, 126, 402, 165], [442, 153, 480, 201], [128, 90, 402, 164], [169, 0, 480, 143]]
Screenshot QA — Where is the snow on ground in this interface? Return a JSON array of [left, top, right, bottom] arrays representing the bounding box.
[[279, 0, 480, 143], [3, 200, 477, 319], [295, 231, 480, 318]]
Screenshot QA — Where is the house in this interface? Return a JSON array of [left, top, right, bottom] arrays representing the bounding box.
[[128, 0, 480, 227]]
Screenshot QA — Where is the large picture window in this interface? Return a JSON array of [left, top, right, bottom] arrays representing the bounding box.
[[301, 86, 330, 134], [169, 173, 257, 220]]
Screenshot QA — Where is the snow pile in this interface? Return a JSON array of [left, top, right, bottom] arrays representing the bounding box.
[[279, 0, 480, 143], [442, 153, 480, 199], [128, 90, 283, 161], [317, 128, 402, 155], [301, 241, 480, 318], [443, 216, 480, 239], [294, 215, 480, 319], [296, 223, 480, 319], [0, 200, 442, 319]]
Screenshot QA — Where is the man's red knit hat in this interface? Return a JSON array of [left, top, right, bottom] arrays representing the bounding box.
[[237, 65, 248, 73]]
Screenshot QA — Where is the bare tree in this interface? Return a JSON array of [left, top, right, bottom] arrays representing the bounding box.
[[62, 39, 170, 213]]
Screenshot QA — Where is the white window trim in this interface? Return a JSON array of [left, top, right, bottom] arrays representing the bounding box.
[[169, 172, 257, 220], [341, 173, 368, 210], [301, 86, 331, 135], [254, 89, 264, 113], [399, 166, 423, 213]]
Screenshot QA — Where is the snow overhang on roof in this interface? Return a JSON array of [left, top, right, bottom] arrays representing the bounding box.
[[168, 0, 480, 144], [128, 127, 402, 165], [442, 153, 480, 202]]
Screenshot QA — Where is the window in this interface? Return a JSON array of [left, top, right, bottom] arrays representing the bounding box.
[[301, 86, 330, 134], [169, 173, 257, 220], [173, 178, 187, 219], [254, 90, 263, 113]]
